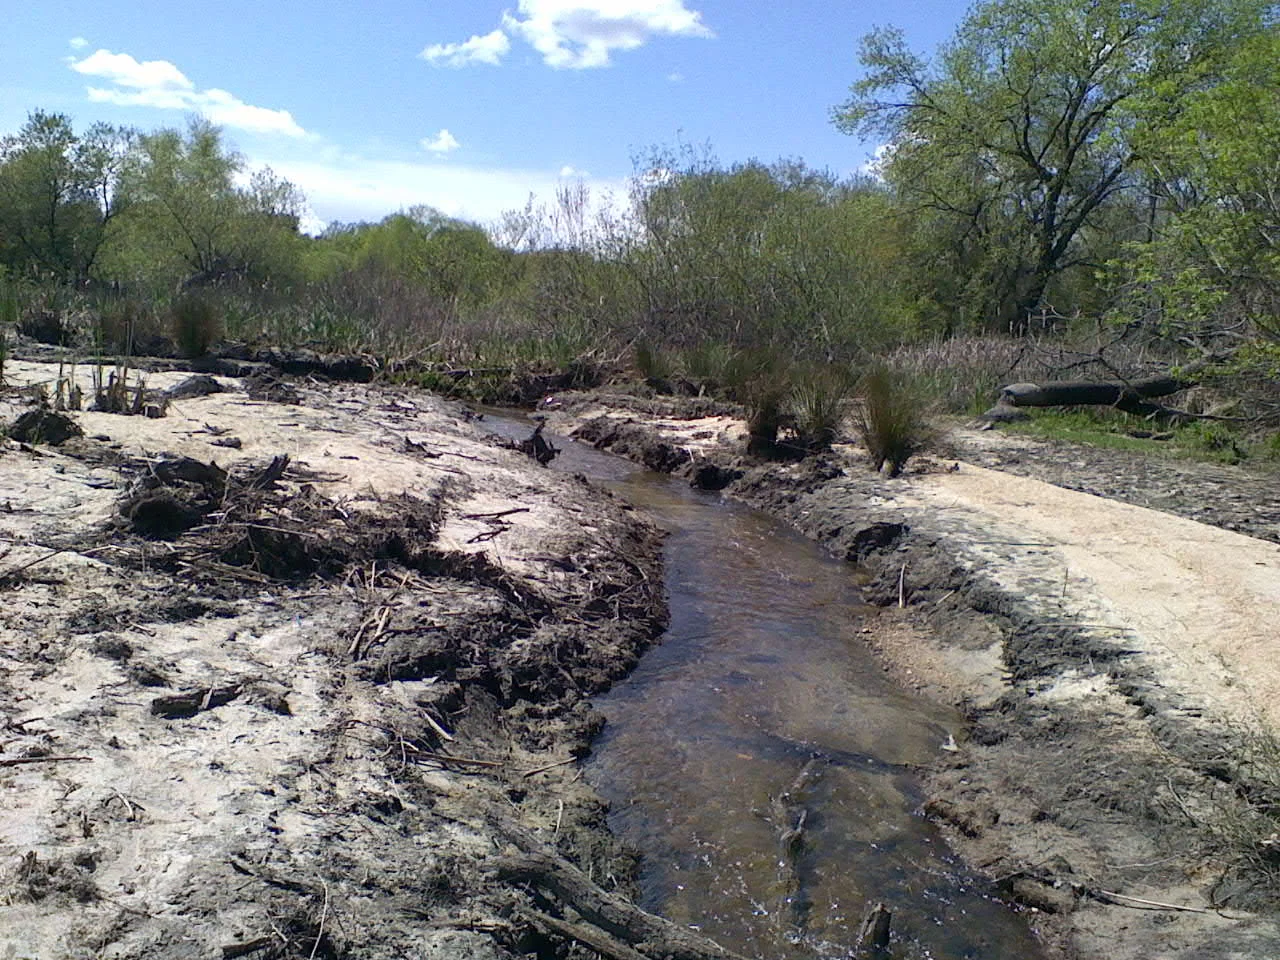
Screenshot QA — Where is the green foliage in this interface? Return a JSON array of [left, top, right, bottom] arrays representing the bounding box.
[[628, 150, 912, 356], [852, 365, 930, 476], [170, 295, 221, 358], [677, 341, 735, 388], [1011, 409, 1259, 465], [105, 118, 304, 289], [633, 339, 673, 385], [1104, 28, 1280, 391], [0, 111, 134, 283], [836, 0, 1273, 334], [93, 295, 161, 355]]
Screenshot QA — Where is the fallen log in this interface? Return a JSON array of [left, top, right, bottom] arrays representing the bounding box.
[[997, 372, 1194, 415], [489, 820, 747, 960]]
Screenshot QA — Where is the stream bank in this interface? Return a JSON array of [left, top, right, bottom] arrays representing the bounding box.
[[0, 361, 703, 959], [551, 391, 1280, 960]]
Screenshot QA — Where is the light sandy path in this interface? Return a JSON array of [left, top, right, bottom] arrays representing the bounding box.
[[908, 463, 1280, 728]]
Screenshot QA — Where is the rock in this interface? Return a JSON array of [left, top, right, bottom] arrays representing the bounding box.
[[688, 461, 743, 491]]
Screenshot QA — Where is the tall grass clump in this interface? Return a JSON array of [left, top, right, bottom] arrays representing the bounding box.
[[789, 364, 855, 453], [634, 339, 673, 387], [171, 295, 222, 358], [676, 341, 736, 395], [723, 350, 792, 456], [0, 281, 16, 383], [853, 364, 930, 476]]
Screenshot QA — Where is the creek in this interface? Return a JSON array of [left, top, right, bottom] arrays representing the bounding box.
[[484, 414, 1045, 959]]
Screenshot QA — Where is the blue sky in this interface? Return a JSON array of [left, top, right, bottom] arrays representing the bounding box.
[[3, 1, 963, 231]]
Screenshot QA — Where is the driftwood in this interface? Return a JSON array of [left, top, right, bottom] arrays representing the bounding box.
[[490, 820, 748, 960], [770, 758, 823, 932], [150, 684, 243, 719], [518, 425, 559, 467], [996, 371, 1194, 416], [855, 902, 892, 956]]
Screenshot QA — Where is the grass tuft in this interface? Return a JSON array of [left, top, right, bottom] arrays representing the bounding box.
[[852, 364, 930, 476], [789, 364, 855, 453], [171, 295, 222, 358]]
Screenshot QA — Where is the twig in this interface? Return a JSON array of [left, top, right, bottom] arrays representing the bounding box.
[[222, 937, 275, 959], [897, 564, 907, 608], [0, 544, 112, 582], [109, 788, 138, 821], [418, 751, 504, 769], [420, 709, 455, 743], [463, 507, 531, 521], [1093, 889, 1215, 914], [0, 754, 92, 767], [521, 756, 577, 778], [308, 880, 330, 960]]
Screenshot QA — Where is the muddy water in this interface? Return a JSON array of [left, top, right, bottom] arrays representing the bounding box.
[[485, 417, 1044, 959]]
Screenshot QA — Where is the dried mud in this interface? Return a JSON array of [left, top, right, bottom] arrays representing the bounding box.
[[0, 364, 691, 959], [553, 393, 1280, 960]]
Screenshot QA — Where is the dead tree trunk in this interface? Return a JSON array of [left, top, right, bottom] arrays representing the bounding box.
[[985, 368, 1201, 421]]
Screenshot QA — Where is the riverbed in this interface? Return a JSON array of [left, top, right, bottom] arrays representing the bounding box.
[[484, 416, 1046, 959]]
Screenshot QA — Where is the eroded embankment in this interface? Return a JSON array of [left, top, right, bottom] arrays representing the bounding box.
[[553, 393, 1280, 960], [0, 364, 748, 960]]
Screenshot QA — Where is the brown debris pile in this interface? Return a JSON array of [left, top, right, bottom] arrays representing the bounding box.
[[112, 453, 450, 582]]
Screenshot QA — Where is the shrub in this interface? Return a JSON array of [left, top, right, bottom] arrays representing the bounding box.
[[723, 350, 792, 456], [171, 295, 222, 358], [1202, 725, 1280, 906], [789, 364, 855, 453], [852, 365, 930, 476], [95, 297, 165, 356]]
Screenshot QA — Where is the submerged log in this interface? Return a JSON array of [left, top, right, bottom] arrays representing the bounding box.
[[490, 820, 747, 960], [855, 901, 892, 956]]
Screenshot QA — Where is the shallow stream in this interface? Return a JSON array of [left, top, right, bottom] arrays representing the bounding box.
[[485, 415, 1044, 959]]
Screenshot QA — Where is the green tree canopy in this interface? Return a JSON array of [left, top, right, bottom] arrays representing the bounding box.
[[0, 110, 134, 283], [110, 118, 303, 288], [835, 0, 1272, 333]]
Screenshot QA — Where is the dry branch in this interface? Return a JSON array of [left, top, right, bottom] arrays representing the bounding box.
[[490, 820, 748, 960], [0, 754, 93, 768]]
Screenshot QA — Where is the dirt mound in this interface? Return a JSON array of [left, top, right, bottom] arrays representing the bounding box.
[[7, 407, 83, 445]]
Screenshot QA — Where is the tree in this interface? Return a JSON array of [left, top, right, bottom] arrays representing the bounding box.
[[0, 111, 134, 283], [835, 0, 1271, 334], [112, 118, 302, 287]]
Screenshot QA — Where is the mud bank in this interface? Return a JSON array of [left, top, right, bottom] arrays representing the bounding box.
[[0, 364, 752, 960], [553, 393, 1280, 960]]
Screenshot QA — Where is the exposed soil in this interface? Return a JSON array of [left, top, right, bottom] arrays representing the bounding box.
[[550, 392, 1280, 960], [0, 362, 750, 960]]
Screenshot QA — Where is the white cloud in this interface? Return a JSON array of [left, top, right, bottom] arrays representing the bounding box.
[[558, 165, 589, 178], [69, 49, 306, 137], [667, 70, 684, 83], [421, 28, 511, 67], [71, 49, 192, 91], [69, 37, 89, 50], [426, 1, 712, 71], [421, 129, 461, 155], [859, 142, 894, 180]]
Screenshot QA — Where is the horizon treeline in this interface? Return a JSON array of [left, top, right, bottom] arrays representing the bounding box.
[[2, 0, 1278, 395]]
